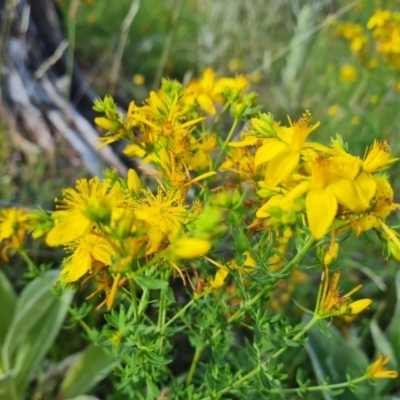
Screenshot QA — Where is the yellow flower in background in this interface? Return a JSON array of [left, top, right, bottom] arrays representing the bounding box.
[[184, 67, 248, 115], [228, 58, 244, 72], [350, 35, 367, 52], [367, 9, 391, 29], [370, 95, 380, 104], [328, 105, 340, 116], [351, 116, 361, 125], [367, 59, 379, 69], [251, 72, 263, 84], [0, 208, 32, 251], [61, 233, 115, 282], [366, 353, 398, 379], [132, 74, 145, 86], [340, 65, 358, 82]]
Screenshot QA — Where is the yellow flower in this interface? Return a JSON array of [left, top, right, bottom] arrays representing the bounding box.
[[362, 140, 398, 173], [367, 9, 391, 30], [0, 208, 32, 251], [228, 58, 244, 72], [184, 68, 248, 115], [367, 59, 379, 69], [255, 110, 322, 187], [46, 177, 125, 246], [370, 95, 379, 104], [366, 353, 398, 379], [351, 116, 360, 125], [340, 65, 358, 83], [328, 105, 339, 116], [61, 233, 115, 282], [132, 74, 145, 86], [351, 176, 399, 233], [350, 35, 367, 52], [316, 269, 372, 318], [288, 154, 368, 239], [130, 187, 188, 254]]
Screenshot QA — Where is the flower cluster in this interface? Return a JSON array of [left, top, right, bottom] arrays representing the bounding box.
[[1, 67, 399, 397], [336, 9, 400, 81]]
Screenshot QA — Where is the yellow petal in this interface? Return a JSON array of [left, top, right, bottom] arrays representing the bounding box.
[[90, 237, 113, 265], [355, 172, 377, 205], [189, 171, 216, 184], [66, 251, 92, 282], [265, 149, 300, 187], [172, 238, 211, 259], [197, 94, 216, 115], [229, 135, 259, 147], [255, 140, 287, 166], [210, 268, 228, 289], [123, 144, 146, 158], [94, 117, 118, 131], [46, 213, 92, 246], [326, 179, 367, 213], [306, 189, 337, 239], [256, 195, 285, 218], [127, 169, 141, 196], [348, 299, 372, 315]]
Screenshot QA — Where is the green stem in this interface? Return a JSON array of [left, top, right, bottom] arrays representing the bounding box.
[[213, 117, 240, 169], [129, 276, 139, 323], [267, 375, 367, 394], [209, 101, 230, 131], [186, 344, 206, 387], [162, 297, 196, 331], [228, 234, 315, 324], [203, 316, 318, 400], [157, 269, 172, 351]]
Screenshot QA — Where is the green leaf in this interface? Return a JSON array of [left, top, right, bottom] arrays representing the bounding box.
[[389, 270, 400, 361], [1, 270, 60, 371], [292, 298, 314, 315], [135, 275, 168, 290], [60, 345, 115, 398], [306, 317, 374, 400], [370, 321, 397, 367], [315, 319, 332, 338], [0, 371, 17, 400], [0, 270, 17, 347], [14, 289, 74, 393]]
